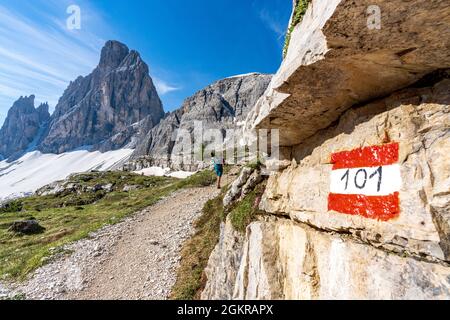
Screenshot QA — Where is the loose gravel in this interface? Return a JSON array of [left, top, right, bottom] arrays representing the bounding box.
[[0, 185, 221, 300]]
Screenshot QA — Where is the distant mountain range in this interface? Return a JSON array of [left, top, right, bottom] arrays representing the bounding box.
[[0, 40, 272, 166]]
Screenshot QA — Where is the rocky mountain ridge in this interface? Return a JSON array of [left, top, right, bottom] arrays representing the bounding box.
[[0, 41, 164, 159], [39, 40, 164, 154], [0, 95, 50, 160], [127, 73, 272, 171], [0, 41, 271, 171]]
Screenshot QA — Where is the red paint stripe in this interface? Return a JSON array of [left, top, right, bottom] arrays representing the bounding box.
[[331, 143, 399, 170], [327, 192, 400, 221]]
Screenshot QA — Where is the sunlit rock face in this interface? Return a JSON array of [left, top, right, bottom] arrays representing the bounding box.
[[130, 73, 273, 171], [244, 0, 450, 146], [202, 0, 450, 300], [39, 40, 164, 154], [202, 79, 450, 300], [261, 79, 450, 263], [0, 95, 50, 159], [206, 218, 450, 300]]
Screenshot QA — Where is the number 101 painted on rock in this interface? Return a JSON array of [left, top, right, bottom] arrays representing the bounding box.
[[328, 143, 402, 221]]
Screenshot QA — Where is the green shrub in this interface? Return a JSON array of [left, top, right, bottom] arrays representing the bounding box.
[[283, 0, 311, 59], [246, 160, 262, 171], [176, 170, 216, 189], [0, 200, 23, 214], [228, 183, 266, 232]]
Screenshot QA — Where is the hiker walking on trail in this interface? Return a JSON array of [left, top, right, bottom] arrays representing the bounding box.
[[211, 151, 224, 189]]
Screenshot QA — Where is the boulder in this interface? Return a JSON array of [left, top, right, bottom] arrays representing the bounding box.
[[122, 185, 139, 192], [102, 184, 114, 192], [223, 167, 254, 207], [9, 219, 45, 235], [241, 170, 264, 197]]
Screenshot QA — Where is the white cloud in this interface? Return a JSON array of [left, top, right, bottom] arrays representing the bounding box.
[[0, 1, 112, 125], [153, 77, 181, 95], [258, 9, 286, 40]]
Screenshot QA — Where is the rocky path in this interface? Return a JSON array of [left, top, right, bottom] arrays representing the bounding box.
[[1, 182, 226, 300]]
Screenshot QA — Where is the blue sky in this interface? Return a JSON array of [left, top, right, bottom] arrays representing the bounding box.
[[0, 0, 291, 126]]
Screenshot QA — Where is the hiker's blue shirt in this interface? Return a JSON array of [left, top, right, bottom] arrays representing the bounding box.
[[211, 157, 223, 177]]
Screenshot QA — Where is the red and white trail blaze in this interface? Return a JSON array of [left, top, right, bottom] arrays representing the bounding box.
[[327, 143, 401, 221]]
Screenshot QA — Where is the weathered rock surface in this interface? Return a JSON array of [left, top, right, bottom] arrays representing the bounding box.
[[203, 79, 450, 300], [130, 74, 272, 170], [202, 1, 450, 300], [201, 218, 245, 300], [0, 96, 50, 159], [244, 0, 450, 146], [207, 217, 450, 300], [202, 217, 450, 300], [223, 166, 263, 208], [262, 79, 450, 262], [38, 40, 164, 154]]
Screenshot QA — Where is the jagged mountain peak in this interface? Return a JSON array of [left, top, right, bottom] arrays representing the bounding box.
[[37, 102, 49, 110], [9, 95, 35, 113], [99, 40, 130, 70], [38, 40, 164, 154], [130, 73, 273, 169], [0, 95, 50, 159]]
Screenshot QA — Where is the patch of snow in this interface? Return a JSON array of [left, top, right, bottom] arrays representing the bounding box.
[[0, 149, 134, 201], [115, 64, 137, 73], [25, 122, 48, 153], [134, 166, 170, 177], [167, 171, 196, 179], [134, 166, 196, 179], [225, 72, 260, 79]]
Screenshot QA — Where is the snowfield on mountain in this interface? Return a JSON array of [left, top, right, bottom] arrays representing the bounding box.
[[0, 149, 133, 201]]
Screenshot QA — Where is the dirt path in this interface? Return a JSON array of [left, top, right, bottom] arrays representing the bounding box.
[[1, 178, 229, 300], [70, 186, 220, 300]]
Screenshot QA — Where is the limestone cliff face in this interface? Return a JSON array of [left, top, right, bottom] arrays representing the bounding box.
[[39, 40, 164, 154], [202, 0, 450, 300], [244, 0, 450, 146], [261, 80, 450, 262], [0, 96, 50, 159], [129, 73, 272, 170]]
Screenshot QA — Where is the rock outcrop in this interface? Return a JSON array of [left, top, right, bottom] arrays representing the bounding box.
[[130, 109, 184, 168], [8, 219, 45, 235], [245, 0, 450, 146], [261, 79, 450, 262], [0, 96, 50, 159], [38, 40, 164, 154], [203, 79, 450, 300], [130, 73, 272, 170], [202, 0, 450, 300], [203, 216, 450, 300]]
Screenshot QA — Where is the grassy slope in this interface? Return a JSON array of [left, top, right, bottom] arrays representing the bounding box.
[[169, 189, 226, 300], [170, 174, 266, 300], [0, 170, 216, 281]]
